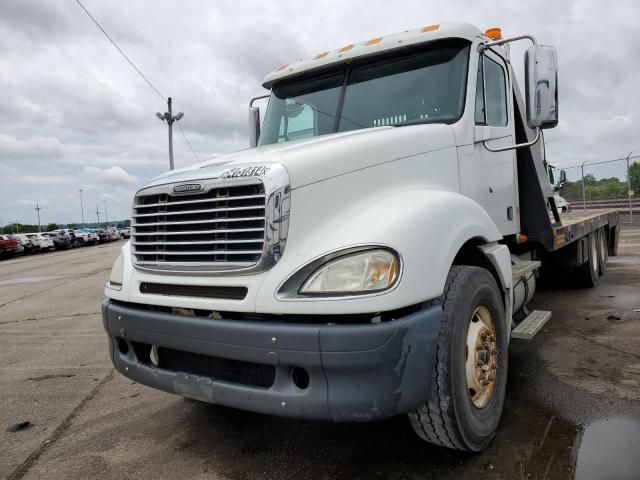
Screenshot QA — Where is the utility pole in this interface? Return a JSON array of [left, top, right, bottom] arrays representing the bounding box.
[[79, 189, 85, 226], [0, 217, 3, 234], [35, 203, 43, 233], [156, 97, 184, 171], [580, 161, 587, 211], [104, 199, 108, 225], [626, 152, 633, 224], [95, 205, 101, 225]]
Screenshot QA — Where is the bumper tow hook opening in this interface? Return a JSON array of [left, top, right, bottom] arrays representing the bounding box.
[[291, 366, 310, 390], [117, 337, 129, 355]]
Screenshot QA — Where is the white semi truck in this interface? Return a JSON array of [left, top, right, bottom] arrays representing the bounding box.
[[103, 22, 619, 451]]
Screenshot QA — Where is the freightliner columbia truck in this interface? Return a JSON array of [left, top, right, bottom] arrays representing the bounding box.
[[103, 22, 620, 451]]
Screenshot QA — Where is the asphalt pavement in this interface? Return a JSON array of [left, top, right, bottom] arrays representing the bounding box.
[[1, 229, 639, 480]]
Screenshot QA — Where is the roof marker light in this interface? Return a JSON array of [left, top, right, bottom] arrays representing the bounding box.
[[365, 37, 382, 46], [314, 52, 329, 59], [339, 44, 354, 52], [485, 27, 502, 40], [275, 64, 288, 72], [421, 24, 439, 33]]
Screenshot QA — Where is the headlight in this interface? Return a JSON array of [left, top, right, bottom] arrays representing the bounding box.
[[300, 249, 399, 294], [108, 252, 124, 290]]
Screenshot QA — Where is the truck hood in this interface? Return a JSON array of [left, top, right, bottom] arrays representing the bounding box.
[[146, 124, 456, 189]]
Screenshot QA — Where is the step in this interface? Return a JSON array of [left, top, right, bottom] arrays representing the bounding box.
[[511, 260, 541, 280], [511, 310, 552, 340]]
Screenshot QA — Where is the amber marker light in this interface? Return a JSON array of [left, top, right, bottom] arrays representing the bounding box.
[[421, 25, 439, 33], [485, 27, 502, 40]]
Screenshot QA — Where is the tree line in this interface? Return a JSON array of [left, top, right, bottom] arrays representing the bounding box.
[[560, 162, 640, 201]]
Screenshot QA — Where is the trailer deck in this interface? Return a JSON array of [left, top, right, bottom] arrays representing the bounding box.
[[551, 209, 619, 251]]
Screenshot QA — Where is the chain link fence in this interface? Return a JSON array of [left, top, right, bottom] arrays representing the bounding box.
[[553, 155, 640, 224]]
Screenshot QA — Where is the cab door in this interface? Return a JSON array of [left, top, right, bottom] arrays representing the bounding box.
[[471, 50, 519, 236]]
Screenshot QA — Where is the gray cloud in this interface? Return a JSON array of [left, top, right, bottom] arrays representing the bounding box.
[[1, 0, 639, 226]]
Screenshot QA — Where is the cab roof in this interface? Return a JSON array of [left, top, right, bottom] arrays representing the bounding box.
[[262, 22, 485, 89]]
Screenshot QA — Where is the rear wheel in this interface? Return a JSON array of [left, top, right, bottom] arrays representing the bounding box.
[[597, 228, 608, 275], [408, 266, 507, 452], [574, 232, 599, 287]]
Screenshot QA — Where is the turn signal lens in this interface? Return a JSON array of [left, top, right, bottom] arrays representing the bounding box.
[[300, 250, 400, 294], [485, 27, 502, 40], [108, 252, 124, 289]]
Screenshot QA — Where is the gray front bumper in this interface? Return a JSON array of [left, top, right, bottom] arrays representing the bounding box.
[[102, 299, 442, 421]]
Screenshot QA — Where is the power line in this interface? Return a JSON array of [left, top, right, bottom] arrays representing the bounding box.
[[76, 0, 201, 164], [75, 0, 165, 102], [176, 121, 199, 161]]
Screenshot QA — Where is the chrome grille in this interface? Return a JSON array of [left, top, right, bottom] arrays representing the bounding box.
[[132, 181, 266, 270]]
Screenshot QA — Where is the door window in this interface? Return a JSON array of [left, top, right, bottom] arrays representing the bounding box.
[[475, 55, 508, 126]]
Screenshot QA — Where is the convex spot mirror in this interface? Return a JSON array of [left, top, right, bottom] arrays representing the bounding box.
[[285, 102, 305, 118], [525, 45, 558, 129]]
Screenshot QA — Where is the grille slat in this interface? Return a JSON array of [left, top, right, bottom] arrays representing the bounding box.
[[136, 250, 264, 256], [133, 194, 265, 209], [132, 217, 265, 228], [132, 239, 265, 246], [132, 228, 265, 236], [132, 182, 266, 268], [133, 205, 265, 218]]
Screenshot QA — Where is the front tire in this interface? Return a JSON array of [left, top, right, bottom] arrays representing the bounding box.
[[408, 266, 507, 451]]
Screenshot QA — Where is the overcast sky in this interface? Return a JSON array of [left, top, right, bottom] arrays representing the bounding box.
[[1, 0, 638, 225]]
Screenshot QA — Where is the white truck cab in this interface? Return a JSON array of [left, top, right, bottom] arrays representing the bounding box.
[[103, 22, 619, 451]]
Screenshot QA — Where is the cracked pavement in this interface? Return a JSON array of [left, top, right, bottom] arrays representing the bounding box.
[[1, 230, 639, 479]]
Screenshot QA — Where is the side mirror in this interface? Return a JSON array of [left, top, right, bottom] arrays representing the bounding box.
[[559, 169, 567, 183], [249, 107, 260, 148], [525, 45, 558, 129]]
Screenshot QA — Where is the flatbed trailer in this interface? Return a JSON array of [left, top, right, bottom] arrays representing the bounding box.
[[553, 209, 620, 254]]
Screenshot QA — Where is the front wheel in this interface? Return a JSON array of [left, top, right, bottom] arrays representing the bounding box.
[[408, 266, 507, 451]]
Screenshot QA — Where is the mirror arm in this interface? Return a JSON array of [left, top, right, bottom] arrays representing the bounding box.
[[482, 127, 540, 152], [478, 34, 537, 53], [249, 94, 270, 108]]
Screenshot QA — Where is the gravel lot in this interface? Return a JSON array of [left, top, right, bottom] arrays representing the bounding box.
[[1, 228, 639, 480]]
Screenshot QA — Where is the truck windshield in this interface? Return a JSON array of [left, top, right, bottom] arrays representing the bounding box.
[[258, 40, 470, 146]]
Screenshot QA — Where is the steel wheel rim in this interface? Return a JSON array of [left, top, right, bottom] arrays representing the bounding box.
[[465, 305, 498, 409]]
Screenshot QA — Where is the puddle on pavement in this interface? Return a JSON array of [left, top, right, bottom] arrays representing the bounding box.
[[0, 275, 68, 286], [608, 255, 640, 265], [167, 394, 640, 480], [575, 417, 640, 480]]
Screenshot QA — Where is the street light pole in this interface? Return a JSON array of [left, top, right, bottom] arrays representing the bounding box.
[[626, 152, 633, 224], [156, 97, 184, 171], [79, 189, 85, 226], [104, 199, 108, 225], [35, 202, 43, 233], [95, 205, 100, 225]]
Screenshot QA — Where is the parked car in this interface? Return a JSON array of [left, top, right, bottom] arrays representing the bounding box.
[[14, 234, 37, 254], [6, 235, 25, 255], [73, 229, 98, 246], [42, 232, 72, 250], [27, 233, 55, 252], [0, 234, 20, 257], [117, 227, 130, 239], [54, 229, 77, 245], [107, 227, 122, 240]]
